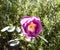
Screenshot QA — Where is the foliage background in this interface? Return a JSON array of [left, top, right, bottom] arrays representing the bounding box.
[[0, 0, 60, 50]]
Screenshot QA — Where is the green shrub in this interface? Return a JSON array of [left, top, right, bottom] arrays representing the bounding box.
[[0, 0, 60, 50]]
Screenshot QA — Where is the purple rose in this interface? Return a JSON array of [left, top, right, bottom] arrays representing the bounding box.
[[20, 16, 42, 38]]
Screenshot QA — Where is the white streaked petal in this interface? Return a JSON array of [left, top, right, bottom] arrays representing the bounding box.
[[8, 40, 20, 46], [7, 26, 15, 32], [16, 27, 21, 33], [1, 26, 10, 32], [20, 18, 31, 25]]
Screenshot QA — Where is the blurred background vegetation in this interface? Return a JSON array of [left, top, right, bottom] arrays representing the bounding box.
[[0, 0, 60, 50]]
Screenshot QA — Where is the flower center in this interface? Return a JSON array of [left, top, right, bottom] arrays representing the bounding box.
[[28, 22, 36, 32]]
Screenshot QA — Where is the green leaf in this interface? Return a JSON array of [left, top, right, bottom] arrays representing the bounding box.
[[39, 36, 48, 43]]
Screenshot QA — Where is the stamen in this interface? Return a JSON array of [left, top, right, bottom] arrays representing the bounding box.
[[28, 22, 36, 32]]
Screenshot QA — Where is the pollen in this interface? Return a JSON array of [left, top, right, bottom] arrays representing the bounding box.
[[28, 22, 36, 32]]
